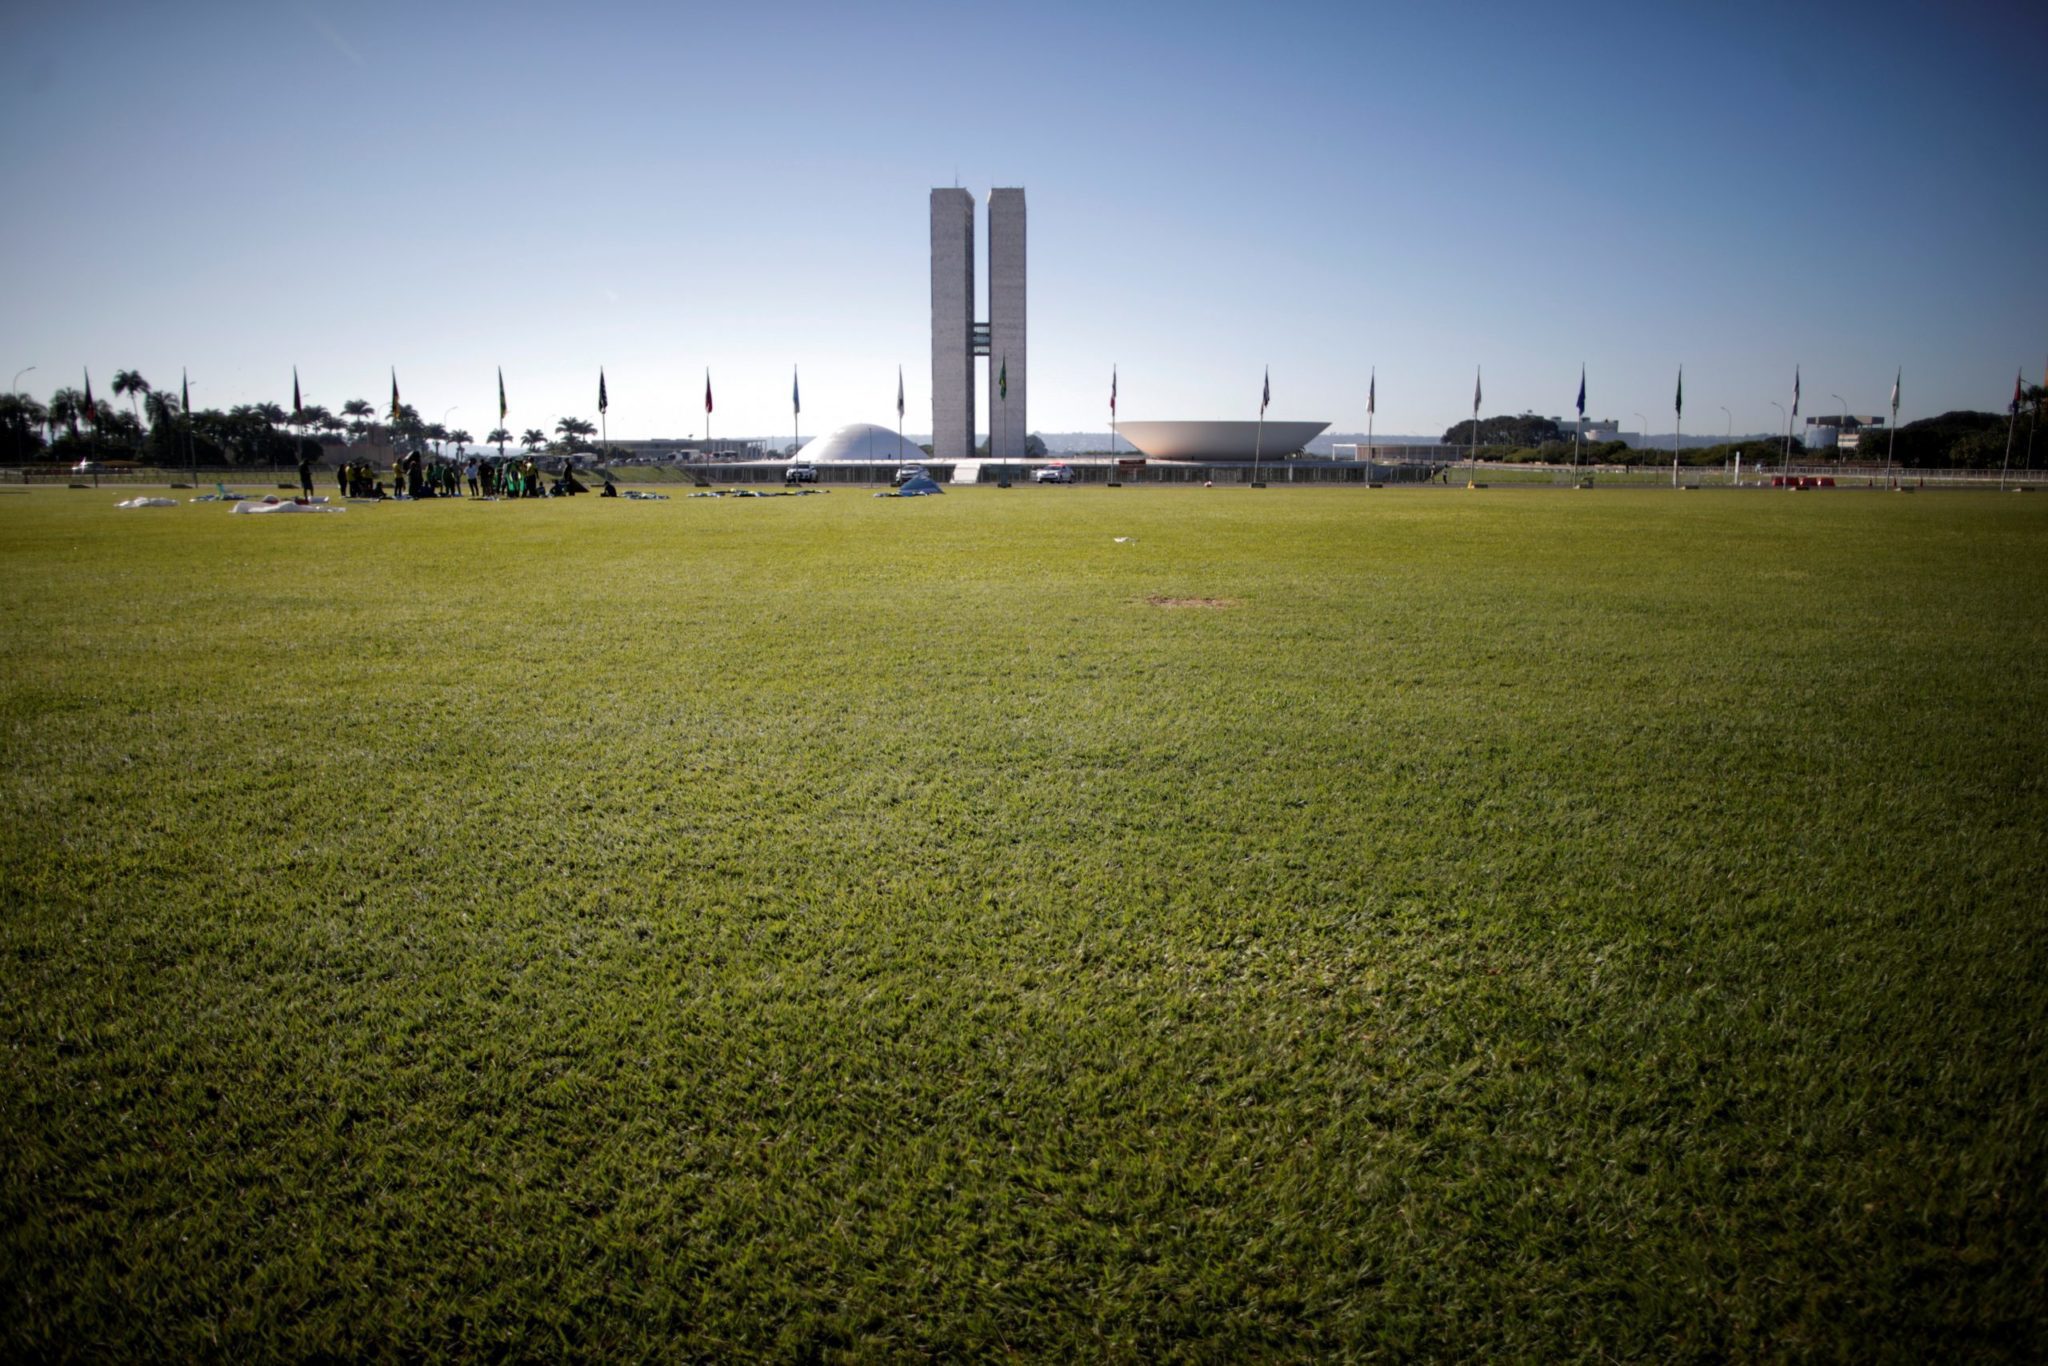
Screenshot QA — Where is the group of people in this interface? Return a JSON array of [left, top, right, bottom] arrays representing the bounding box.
[[302, 450, 607, 501]]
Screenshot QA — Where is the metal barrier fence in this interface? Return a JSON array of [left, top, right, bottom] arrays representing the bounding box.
[[3, 460, 2037, 489]]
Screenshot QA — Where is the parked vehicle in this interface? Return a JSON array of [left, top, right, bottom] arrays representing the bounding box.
[[892, 464, 926, 486], [785, 464, 818, 484], [1033, 464, 1075, 484]]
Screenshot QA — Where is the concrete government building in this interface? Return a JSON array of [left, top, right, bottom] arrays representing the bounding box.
[[930, 187, 1025, 460]]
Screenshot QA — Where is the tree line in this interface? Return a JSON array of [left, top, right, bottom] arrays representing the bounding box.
[[1441, 397, 2048, 469], [0, 371, 613, 468]]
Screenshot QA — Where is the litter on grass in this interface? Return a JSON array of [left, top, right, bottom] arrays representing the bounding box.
[[688, 488, 826, 499], [232, 497, 343, 514], [116, 497, 178, 509], [875, 475, 944, 498]]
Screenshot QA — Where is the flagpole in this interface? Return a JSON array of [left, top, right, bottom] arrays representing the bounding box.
[[1469, 367, 1479, 480], [1887, 368, 1898, 488], [2002, 378, 2017, 491], [1671, 367, 1680, 489], [1253, 366, 1266, 487], [2028, 372, 2039, 471]]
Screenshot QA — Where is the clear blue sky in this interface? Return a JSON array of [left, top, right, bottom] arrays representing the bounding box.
[[4, 0, 2044, 440]]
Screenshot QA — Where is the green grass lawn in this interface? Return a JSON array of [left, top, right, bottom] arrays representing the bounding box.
[[2, 484, 2043, 1359]]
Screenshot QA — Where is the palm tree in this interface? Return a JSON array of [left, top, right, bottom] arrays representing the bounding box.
[[554, 416, 596, 451], [112, 370, 151, 430], [144, 391, 180, 428], [424, 422, 448, 457], [521, 428, 547, 453], [340, 398, 373, 441], [486, 426, 512, 456], [0, 393, 47, 461], [47, 387, 85, 440], [449, 428, 471, 459]]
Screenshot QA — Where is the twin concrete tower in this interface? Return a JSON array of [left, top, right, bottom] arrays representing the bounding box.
[[930, 187, 1025, 460]]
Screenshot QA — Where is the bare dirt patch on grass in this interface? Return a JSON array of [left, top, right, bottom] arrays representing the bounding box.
[[1144, 595, 1238, 609]]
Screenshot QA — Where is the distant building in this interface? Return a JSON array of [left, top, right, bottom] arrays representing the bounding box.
[[609, 437, 767, 461], [1804, 415, 1886, 452], [1333, 442, 1435, 463], [931, 186, 1027, 460], [1547, 416, 1621, 443]]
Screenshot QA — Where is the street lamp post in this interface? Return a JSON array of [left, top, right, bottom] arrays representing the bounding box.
[[7, 366, 33, 464]]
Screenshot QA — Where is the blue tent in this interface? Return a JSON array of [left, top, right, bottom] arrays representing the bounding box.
[[897, 475, 945, 496]]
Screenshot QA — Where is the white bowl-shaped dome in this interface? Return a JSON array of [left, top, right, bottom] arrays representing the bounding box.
[[1115, 419, 1330, 461], [795, 423, 920, 462]]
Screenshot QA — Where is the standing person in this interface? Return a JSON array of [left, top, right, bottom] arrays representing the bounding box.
[[404, 450, 424, 498], [465, 458, 480, 498], [297, 448, 316, 501], [391, 456, 406, 498], [334, 459, 348, 498]]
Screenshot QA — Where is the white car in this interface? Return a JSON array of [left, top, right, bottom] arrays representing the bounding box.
[[1033, 465, 1075, 484]]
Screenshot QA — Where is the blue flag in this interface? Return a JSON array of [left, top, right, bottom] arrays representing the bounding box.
[[1576, 366, 1586, 418], [792, 365, 800, 416]]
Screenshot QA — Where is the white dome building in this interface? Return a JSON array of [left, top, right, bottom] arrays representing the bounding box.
[[793, 423, 921, 463]]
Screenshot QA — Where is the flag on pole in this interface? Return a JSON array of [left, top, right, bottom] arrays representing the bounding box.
[[1675, 366, 1684, 418], [389, 369, 401, 423], [1890, 367, 1900, 418], [1472, 367, 1481, 415], [181, 369, 189, 416], [598, 369, 608, 415], [1368, 368, 1375, 416], [498, 367, 507, 424], [1576, 365, 1586, 419], [704, 370, 713, 415], [1792, 365, 1800, 417], [1261, 367, 1270, 415], [292, 368, 301, 417], [2014, 370, 2025, 415], [792, 366, 800, 416], [999, 357, 1008, 402], [82, 369, 95, 424], [1110, 366, 1117, 417], [896, 366, 905, 421]]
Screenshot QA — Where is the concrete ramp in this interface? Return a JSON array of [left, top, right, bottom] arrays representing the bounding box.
[[949, 461, 984, 485]]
